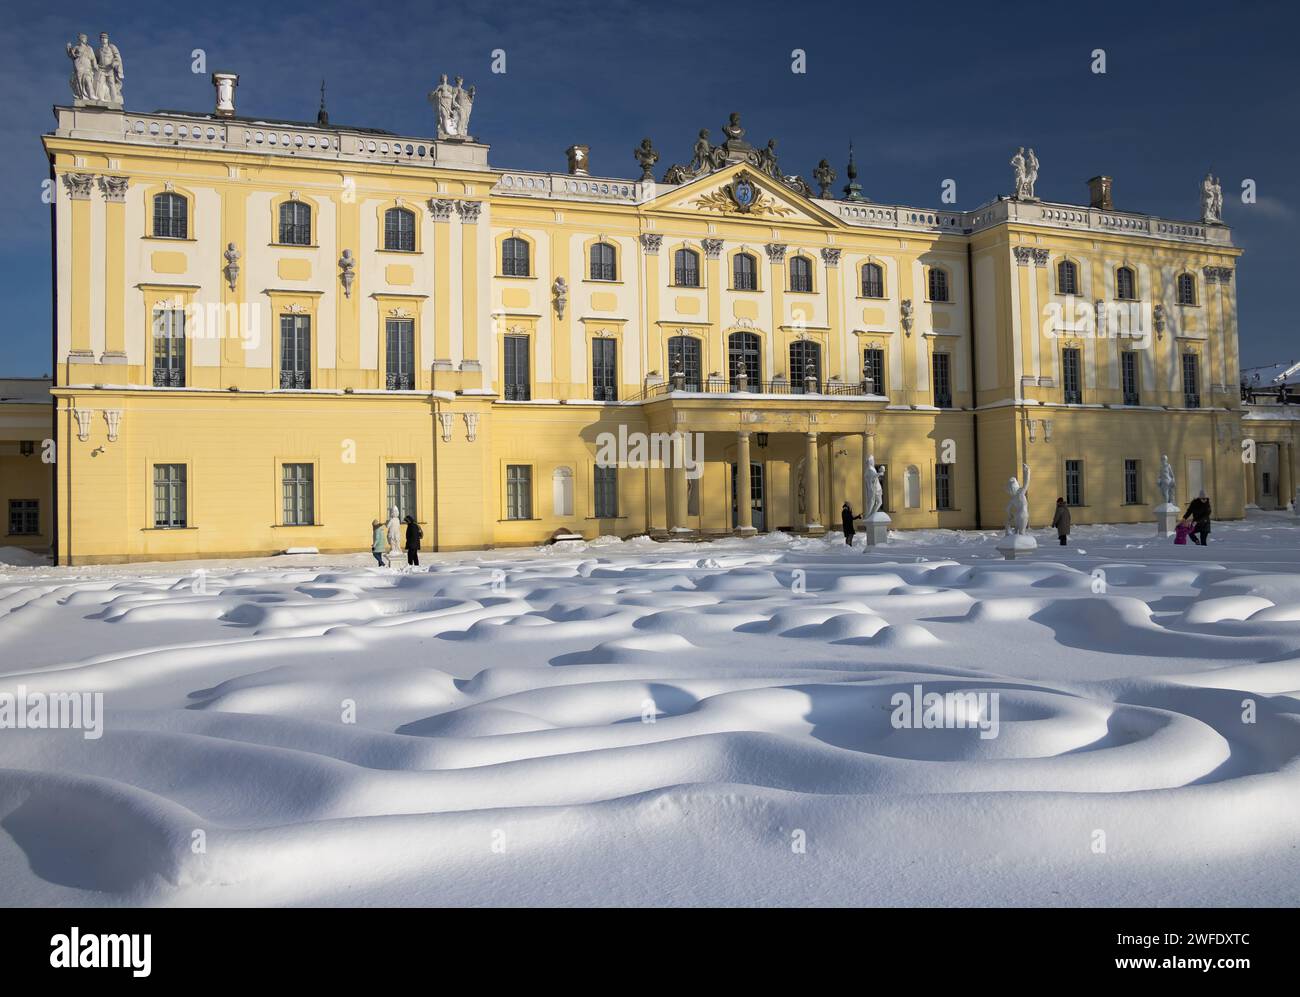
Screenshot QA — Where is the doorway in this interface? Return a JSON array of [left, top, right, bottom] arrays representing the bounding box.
[[731, 462, 765, 531]]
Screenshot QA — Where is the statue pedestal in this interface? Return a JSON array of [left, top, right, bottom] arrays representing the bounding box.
[[1154, 503, 1180, 537], [995, 533, 1037, 561], [863, 512, 891, 546]]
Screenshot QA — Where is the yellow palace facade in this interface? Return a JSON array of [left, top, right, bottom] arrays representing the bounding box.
[[36, 66, 1273, 564]]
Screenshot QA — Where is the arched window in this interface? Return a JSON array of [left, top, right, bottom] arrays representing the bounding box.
[[904, 465, 921, 509], [789, 256, 813, 293], [502, 237, 530, 276], [152, 193, 187, 239], [1057, 260, 1079, 295], [928, 267, 949, 302], [733, 252, 758, 291], [728, 331, 761, 390], [861, 262, 884, 298], [666, 335, 701, 392], [278, 200, 312, 245], [674, 248, 700, 287], [383, 207, 416, 252], [1116, 266, 1136, 301], [589, 242, 616, 281], [1176, 272, 1197, 306], [790, 340, 822, 392]]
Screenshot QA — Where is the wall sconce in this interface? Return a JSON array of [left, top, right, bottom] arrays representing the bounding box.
[[755, 433, 769, 448]]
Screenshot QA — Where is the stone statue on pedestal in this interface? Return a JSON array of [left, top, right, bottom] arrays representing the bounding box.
[[1157, 454, 1176, 507], [429, 74, 476, 140], [633, 138, 659, 181], [1006, 463, 1031, 535], [1011, 147, 1038, 199], [1201, 172, 1223, 224], [864, 453, 884, 518], [68, 31, 124, 107]]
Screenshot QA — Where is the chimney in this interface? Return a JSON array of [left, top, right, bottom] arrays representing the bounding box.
[[1087, 175, 1113, 210], [212, 72, 239, 118], [566, 145, 590, 177]]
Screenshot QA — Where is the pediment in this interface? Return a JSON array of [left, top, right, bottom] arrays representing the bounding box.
[[648, 163, 842, 229]]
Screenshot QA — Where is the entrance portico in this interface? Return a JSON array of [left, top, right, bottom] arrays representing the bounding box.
[[644, 394, 886, 536]]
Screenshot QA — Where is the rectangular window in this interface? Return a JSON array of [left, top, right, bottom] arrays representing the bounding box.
[[386, 463, 416, 521], [280, 314, 311, 389], [1061, 348, 1082, 404], [279, 201, 312, 246], [863, 348, 885, 395], [1182, 353, 1201, 408], [384, 210, 415, 252], [504, 335, 531, 400], [152, 308, 186, 387], [153, 464, 187, 528], [385, 318, 415, 390], [932, 352, 952, 408], [935, 464, 953, 511], [1124, 459, 1141, 504], [1065, 459, 1083, 506], [928, 268, 949, 302], [7, 499, 38, 535], [1121, 351, 1139, 405], [506, 465, 532, 520], [153, 194, 187, 240], [592, 338, 617, 402], [861, 265, 884, 299], [282, 463, 315, 526], [594, 465, 618, 519], [667, 337, 702, 392], [674, 252, 699, 287], [733, 254, 757, 291]]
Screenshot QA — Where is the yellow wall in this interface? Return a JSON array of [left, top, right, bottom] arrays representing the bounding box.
[[38, 106, 1279, 563]]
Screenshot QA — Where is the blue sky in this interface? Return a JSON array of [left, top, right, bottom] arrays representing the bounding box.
[[3, 0, 1297, 377]]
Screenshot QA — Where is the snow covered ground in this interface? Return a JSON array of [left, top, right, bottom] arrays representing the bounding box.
[[1, 513, 1298, 907]]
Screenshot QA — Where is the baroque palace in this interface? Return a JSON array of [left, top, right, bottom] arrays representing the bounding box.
[[13, 36, 1296, 563]]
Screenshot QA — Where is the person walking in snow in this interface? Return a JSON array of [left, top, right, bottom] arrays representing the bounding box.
[[385, 506, 402, 567], [1051, 496, 1071, 546], [1183, 490, 1212, 546], [370, 519, 387, 566], [841, 501, 862, 545], [404, 514, 423, 566]]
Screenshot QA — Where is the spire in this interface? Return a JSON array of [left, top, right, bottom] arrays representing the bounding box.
[[317, 79, 329, 127], [842, 141, 867, 202]]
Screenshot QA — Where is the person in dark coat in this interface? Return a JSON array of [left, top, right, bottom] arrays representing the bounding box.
[[1183, 490, 1212, 545], [841, 502, 862, 545], [403, 515, 423, 566], [1051, 497, 1071, 545]]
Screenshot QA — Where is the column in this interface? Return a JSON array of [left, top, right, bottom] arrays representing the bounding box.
[[1245, 456, 1257, 507], [431, 200, 453, 362], [1282, 442, 1296, 510], [671, 432, 690, 531], [735, 431, 755, 534], [459, 201, 481, 363], [64, 173, 95, 359], [804, 431, 822, 530], [101, 177, 127, 363]]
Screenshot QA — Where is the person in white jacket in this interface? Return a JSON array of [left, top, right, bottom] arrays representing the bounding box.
[[385, 505, 402, 567]]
